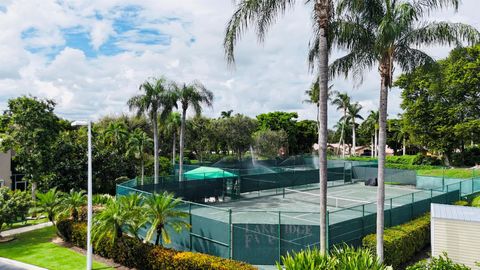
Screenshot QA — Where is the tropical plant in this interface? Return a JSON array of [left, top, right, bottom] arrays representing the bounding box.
[[173, 81, 213, 181], [406, 252, 470, 270], [143, 192, 190, 246], [31, 188, 62, 226], [364, 110, 380, 157], [60, 189, 86, 221], [224, 0, 333, 253], [277, 248, 333, 270], [329, 0, 479, 261], [277, 246, 389, 270], [471, 195, 480, 208], [220, 110, 234, 118], [126, 129, 153, 185], [118, 193, 147, 240], [92, 194, 113, 206], [128, 77, 177, 184], [92, 197, 129, 246], [346, 102, 363, 156], [103, 122, 128, 147], [331, 92, 351, 158]]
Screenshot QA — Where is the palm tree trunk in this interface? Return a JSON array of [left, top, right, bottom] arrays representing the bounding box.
[[376, 73, 389, 263], [402, 136, 406, 156], [374, 128, 378, 157], [371, 136, 374, 157], [337, 127, 344, 157], [179, 108, 187, 182], [342, 110, 347, 158], [141, 157, 145, 186], [172, 132, 176, 167], [352, 120, 356, 156], [153, 111, 159, 185], [315, 0, 330, 255]]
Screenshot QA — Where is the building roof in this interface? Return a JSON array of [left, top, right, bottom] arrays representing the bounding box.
[[431, 203, 480, 223]]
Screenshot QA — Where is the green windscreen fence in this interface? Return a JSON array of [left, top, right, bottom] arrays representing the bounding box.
[[117, 176, 480, 266]]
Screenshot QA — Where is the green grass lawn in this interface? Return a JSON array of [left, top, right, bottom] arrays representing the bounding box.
[[0, 226, 113, 270], [6, 217, 49, 230], [417, 168, 477, 178]]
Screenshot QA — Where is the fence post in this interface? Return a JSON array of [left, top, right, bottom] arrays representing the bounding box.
[[278, 211, 281, 262], [229, 209, 233, 259], [189, 203, 192, 251], [390, 198, 393, 227], [326, 211, 330, 252]]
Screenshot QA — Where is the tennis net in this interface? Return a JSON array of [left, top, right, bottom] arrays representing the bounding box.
[[283, 187, 370, 208]]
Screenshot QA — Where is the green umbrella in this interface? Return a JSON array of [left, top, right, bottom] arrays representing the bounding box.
[[184, 166, 237, 180]]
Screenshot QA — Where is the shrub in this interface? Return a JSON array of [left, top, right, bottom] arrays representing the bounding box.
[[363, 214, 430, 269], [471, 195, 480, 207], [453, 200, 469, 206], [406, 253, 470, 270], [277, 246, 390, 270], [56, 219, 256, 270]]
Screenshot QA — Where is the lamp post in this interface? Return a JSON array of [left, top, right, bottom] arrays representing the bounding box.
[[72, 120, 92, 270]]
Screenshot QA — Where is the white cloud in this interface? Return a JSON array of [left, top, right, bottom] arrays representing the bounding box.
[[0, 0, 478, 128]]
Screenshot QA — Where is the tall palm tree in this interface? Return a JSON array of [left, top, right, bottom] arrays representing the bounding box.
[[330, 0, 479, 261], [365, 110, 379, 157], [174, 82, 213, 181], [126, 129, 153, 185], [164, 112, 181, 167], [128, 77, 177, 184], [32, 188, 62, 226], [143, 192, 190, 246], [346, 102, 363, 156], [60, 189, 86, 222], [331, 92, 351, 158], [224, 0, 333, 253]]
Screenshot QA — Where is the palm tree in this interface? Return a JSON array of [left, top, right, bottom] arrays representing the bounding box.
[[330, 0, 479, 261], [103, 122, 128, 147], [118, 193, 147, 240], [174, 82, 213, 181], [365, 110, 379, 157], [331, 92, 351, 158], [126, 129, 153, 185], [60, 189, 86, 221], [128, 77, 177, 184], [92, 197, 128, 246], [224, 0, 333, 254], [164, 112, 181, 167], [346, 102, 363, 156], [32, 188, 62, 226], [220, 110, 234, 118], [143, 192, 190, 246]]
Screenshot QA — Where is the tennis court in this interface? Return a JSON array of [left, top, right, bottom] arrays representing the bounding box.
[[191, 182, 443, 225]]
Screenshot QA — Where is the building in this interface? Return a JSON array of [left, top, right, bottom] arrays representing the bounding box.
[[0, 150, 12, 188], [431, 203, 480, 269]]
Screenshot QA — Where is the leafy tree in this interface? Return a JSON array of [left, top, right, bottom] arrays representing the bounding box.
[[143, 192, 190, 246], [32, 188, 62, 226], [174, 81, 213, 181], [331, 92, 351, 157], [0, 96, 62, 198], [0, 188, 31, 237], [128, 77, 177, 184], [253, 129, 289, 159], [256, 112, 300, 154], [224, 0, 333, 253], [296, 120, 318, 153], [330, 0, 479, 261], [222, 114, 258, 159], [126, 129, 153, 185], [186, 116, 214, 163], [103, 122, 128, 149]]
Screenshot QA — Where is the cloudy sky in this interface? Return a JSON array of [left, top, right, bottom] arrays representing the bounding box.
[[0, 0, 478, 127]]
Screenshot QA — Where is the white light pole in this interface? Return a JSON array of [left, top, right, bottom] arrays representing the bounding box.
[[72, 120, 92, 270]]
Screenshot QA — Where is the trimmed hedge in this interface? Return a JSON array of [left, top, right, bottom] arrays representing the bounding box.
[[362, 214, 430, 269], [57, 220, 256, 270]]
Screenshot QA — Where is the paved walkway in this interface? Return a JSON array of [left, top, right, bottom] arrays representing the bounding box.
[[0, 257, 47, 270], [0, 222, 53, 237]]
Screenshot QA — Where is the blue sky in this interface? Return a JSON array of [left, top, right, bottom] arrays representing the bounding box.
[[0, 0, 478, 127]]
